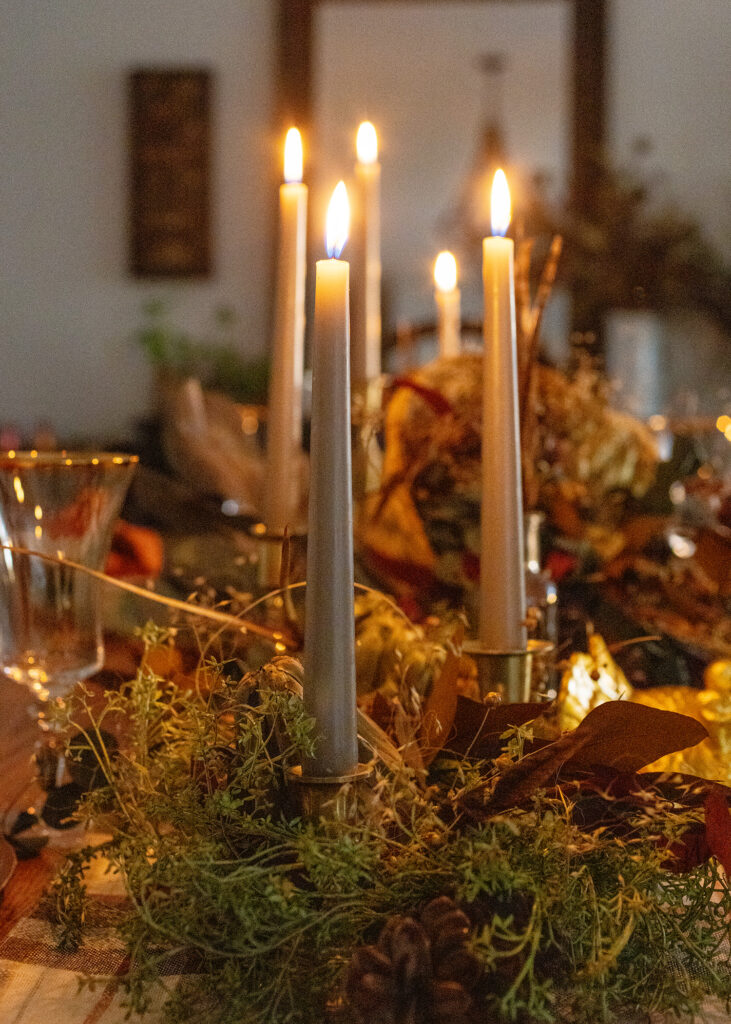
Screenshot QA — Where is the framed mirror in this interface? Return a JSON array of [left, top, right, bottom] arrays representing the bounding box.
[[276, 1, 604, 200], [277, 1, 604, 350]]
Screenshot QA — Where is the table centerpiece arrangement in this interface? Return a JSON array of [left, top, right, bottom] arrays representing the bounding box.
[[41, 164, 730, 1024], [6, 120, 729, 1024]]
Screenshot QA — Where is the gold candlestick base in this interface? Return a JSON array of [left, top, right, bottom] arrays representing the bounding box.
[[286, 763, 374, 822], [462, 639, 554, 702]]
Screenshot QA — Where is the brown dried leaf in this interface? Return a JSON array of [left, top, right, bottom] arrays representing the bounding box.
[[661, 824, 711, 873], [417, 627, 463, 767], [392, 699, 425, 773], [662, 784, 731, 873], [638, 771, 731, 805], [704, 785, 731, 874], [694, 525, 731, 598], [356, 707, 404, 774], [486, 700, 708, 813], [488, 729, 590, 811], [565, 701, 708, 774], [446, 697, 550, 760]]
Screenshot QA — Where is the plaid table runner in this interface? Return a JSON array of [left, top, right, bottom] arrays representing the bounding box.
[[0, 851, 180, 1024], [0, 852, 728, 1024]]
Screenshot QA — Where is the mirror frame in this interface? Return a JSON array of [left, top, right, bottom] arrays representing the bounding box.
[[276, 0, 606, 213]]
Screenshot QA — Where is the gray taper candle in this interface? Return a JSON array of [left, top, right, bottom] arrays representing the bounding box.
[[303, 182, 359, 778]]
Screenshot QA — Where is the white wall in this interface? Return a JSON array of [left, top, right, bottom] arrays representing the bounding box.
[[313, 0, 729, 368], [314, 1, 570, 330], [608, 0, 731, 414], [1, 1, 728, 440], [610, 0, 731, 259], [0, 0, 276, 442]]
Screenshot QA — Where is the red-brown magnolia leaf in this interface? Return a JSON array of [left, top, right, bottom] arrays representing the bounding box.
[[487, 730, 591, 811], [417, 628, 463, 767], [446, 697, 550, 760], [546, 770, 730, 872], [704, 786, 731, 875], [485, 701, 708, 813], [566, 768, 731, 806], [563, 701, 708, 774]]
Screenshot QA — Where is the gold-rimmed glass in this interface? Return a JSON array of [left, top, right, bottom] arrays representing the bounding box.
[[0, 451, 138, 700]]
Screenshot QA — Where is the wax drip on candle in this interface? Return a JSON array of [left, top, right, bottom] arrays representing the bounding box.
[[326, 181, 350, 258]]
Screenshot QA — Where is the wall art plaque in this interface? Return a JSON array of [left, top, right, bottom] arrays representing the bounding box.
[[128, 69, 212, 277]]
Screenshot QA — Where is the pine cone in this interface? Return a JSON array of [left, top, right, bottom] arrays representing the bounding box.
[[345, 897, 485, 1024]]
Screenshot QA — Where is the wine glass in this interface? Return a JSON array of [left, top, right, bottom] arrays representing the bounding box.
[[0, 451, 138, 838]]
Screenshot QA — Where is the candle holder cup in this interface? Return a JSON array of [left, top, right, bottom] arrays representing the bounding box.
[[463, 638, 554, 703], [286, 763, 374, 823]]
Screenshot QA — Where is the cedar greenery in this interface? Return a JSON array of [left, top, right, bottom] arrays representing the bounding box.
[[54, 624, 731, 1024]]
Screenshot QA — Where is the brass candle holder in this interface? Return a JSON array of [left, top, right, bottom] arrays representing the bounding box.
[[286, 763, 374, 822], [462, 638, 554, 702]]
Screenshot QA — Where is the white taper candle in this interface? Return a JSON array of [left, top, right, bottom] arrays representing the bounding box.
[[434, 250, 461, 358], [480, 170, 527, 651], [263, 128, 307, 542], [351, 121, 382, 383]]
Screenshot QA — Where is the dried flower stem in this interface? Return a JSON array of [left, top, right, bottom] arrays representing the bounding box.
[[0, 542, 288, 647]]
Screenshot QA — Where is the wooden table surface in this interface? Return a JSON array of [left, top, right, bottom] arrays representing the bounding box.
[[0, 636, 143, 942], [0, 680, 66, 941]]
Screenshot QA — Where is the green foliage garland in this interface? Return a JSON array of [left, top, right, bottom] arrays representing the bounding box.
[[55, 627, 731, 1024]]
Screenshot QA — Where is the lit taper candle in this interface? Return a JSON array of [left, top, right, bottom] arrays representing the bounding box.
[[480, 170, 527, 650], [304, 181, 358, 777], [351, 121, 382, 383], [263, 128, 307, 547], [434, 250, 461, 358]]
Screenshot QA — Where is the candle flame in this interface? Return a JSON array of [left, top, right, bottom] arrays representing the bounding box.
[[434, 251, 458, 292], [326, 181, 350, 258], [283, 127, 303, 183], [491, 169, 511, 237], [356, 121, 378, 164]]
